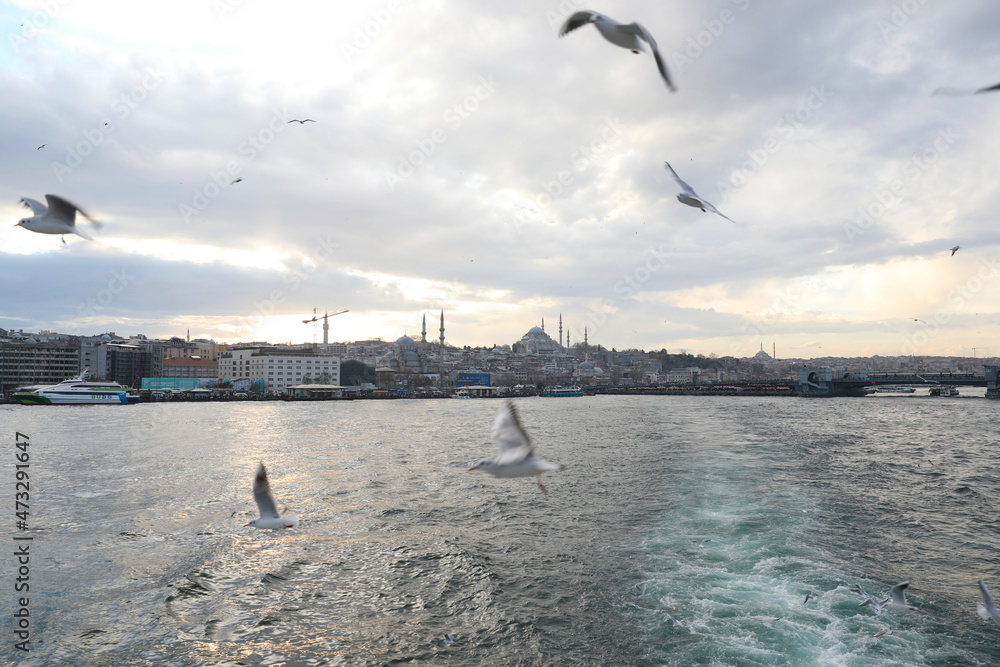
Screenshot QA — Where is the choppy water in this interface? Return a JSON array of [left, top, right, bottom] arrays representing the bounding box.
[[2, 394, 1000, 665]]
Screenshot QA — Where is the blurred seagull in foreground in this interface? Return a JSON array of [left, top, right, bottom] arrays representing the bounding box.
[[664, 162, 735, 223], [246, 461, 298, 529], [15, 194, 102, 243], [804, 591, 819, 603], [287, 118, 316, 124], [950, 245, 960, 256], [558, 10, 675, 92], [469, 401, 564, 493], [873, 627, 893, 638], [978, 579, 1000, 626]]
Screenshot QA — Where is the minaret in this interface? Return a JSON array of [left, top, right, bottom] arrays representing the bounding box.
[[186, 328, 190, 343], [559, 314, 563, 347], [541, 316, 545, 332], [567, 330, 571, 347], [421, 314, 427, 344], [439, 310, 445, 378], [584, 327, 588, 347]]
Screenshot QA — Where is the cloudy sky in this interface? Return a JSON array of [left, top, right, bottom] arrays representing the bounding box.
[[1, 0, 998, 358]]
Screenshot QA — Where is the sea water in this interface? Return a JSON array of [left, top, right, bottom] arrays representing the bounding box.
[[1, 394, 998, 665]]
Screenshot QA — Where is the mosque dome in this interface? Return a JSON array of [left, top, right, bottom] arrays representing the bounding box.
[[395, 335, 416, 346], [527, 326, 545, 335]]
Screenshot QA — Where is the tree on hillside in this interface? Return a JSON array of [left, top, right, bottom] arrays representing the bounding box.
[[341, 359, 375, 386]]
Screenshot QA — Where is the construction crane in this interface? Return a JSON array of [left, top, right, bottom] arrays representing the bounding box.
[[302, 309, 348, 345]]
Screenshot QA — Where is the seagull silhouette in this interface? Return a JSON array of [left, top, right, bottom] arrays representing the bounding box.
[[287, 119, 316, 124]]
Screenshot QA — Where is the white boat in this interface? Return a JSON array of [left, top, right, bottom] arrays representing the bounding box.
[[13, 371, 140, 405], [873, 385, 915, 394], [930, 386, 960, 397], [543, 386, 584, 397]]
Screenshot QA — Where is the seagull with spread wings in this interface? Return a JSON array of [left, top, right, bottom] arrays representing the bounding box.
[[978, 579, 1000, 626], [664, 162, 735, 223], [15, 194, 102, 243], [469, 401, 564, 493], [559, 10, 675, 92], [245, 461, 299, 529]]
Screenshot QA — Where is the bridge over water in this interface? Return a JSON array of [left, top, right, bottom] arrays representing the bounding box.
[[587, 366, 1000, 398], [796, 366, 1000, 397]]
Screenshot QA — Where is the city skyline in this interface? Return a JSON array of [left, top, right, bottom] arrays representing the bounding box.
[[2, 1, 999, 358]]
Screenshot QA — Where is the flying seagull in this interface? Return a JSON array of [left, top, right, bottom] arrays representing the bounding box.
[[978, 580, 1000, 626], [245, 461, 298, 529], [469, 401, 564, 493], [664, 162, 735, 223], [15, 194, 102, 243], [950, 245, 960, 256], [287, 118, 316, 124], [36, 144, 46, 150], [873, 627, 893, 638], [804, 591, 819, 604], [231, 177, 243, 184], [751, 616, 781, 627], [559, 11, 675, 92], [884, 582, 915, 611]]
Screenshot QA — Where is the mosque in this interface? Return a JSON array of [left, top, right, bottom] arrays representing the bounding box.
[[382, 311, 446, 374], [514, 315, 589, 356]]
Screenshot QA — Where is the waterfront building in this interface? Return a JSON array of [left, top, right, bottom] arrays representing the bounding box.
[[0, 338, 81, 393], [96, 342, 158, 387], [218, 347, 260, 380], [161, 356, 219, 379], [244, 347, 340, 393]]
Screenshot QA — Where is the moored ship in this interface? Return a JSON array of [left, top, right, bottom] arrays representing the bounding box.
[[13, 372, 140, 405], [542, 386, 584, 397]]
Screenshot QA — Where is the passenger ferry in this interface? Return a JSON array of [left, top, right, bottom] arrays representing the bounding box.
[[873, 385, 916, 394], [13, 371, 140, 405], [542, 386, 584, 397]]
